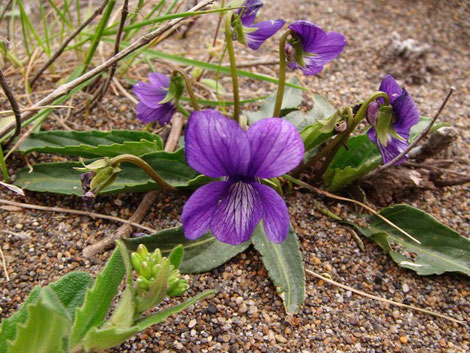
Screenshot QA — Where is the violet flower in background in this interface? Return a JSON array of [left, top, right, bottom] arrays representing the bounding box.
[[286, 20, 346, 75], [367, 74, 420, 164], [236, 0, 285, 50], [182, 110, 304, 245], [133, 73, 176, 125]]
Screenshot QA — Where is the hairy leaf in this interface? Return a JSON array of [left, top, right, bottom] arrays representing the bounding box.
[[251, 224, 305, 313], [69, 249, 125, 350], [7, 287, 71, 353], [124, 227, 250, 274], [352, 205, 470, 276], [18, 130, 163, 158]]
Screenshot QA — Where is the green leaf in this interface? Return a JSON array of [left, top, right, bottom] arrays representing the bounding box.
[[14, 148, 208, 195], [82, 290, 215, 352], [0, 272, 93, 353], [134, 289, 215, 329], [0, 288, 40, 353], [352, 205, 470, 276], [123, 227, 250, 274], [246, 77, 303, 123], [49, 271, 94, 320], [251, 224, 305, 314], [7, 287, 71, 353], [69, 248, 125, 350], [18, 130, 163, 158]]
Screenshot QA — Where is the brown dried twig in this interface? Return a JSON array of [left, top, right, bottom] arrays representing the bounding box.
[[0, 68, 22, 146], [29, 0, 111, 87]]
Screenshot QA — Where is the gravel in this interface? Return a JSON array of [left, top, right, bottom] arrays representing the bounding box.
[[1, 0, 469, 352]]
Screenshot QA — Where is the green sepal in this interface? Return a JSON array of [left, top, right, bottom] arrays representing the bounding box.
[[168, 245, 184, 269], [74, 157, 109, 172], [90, 165, 122, 194], [232, 16, 246, 45], [160, 75, 185, 104], [376, 105, 393, 147]]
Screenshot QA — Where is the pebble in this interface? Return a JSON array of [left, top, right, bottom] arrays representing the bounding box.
[[402, 283, 410, 293]]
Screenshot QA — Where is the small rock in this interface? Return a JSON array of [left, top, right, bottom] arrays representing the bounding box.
[[399, 336, 408, 344], [275, 334, 287, 343], [188, 319, 197, 328], [402, 283, 410, 293]]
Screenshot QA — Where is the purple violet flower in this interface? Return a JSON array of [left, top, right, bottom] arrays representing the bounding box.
[[133, 73, 176, 125], [181, 110, 304, 245], [367, 74, 420, 165], [236, 0, 285, 50], [286, 20, 346, 75]]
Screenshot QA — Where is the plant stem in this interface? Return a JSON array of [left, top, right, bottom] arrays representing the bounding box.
[[0, 69, 22, 146], [174, 69, 199, 111], [224, 13, 240, 122], [109, 154, 177, 192], [0, 145, 9, 182], [273, 30, 292, 117]]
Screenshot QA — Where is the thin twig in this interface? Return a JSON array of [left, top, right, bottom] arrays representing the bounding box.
[[29, 0, 111, 87], [112, 76, 137, 104], [0, 247, 9, 281], [0, 105, 73, 115], [88, 0, 129, 111], [0, 199, 157, 233], [0, 0, 13, 23], [0, 68, 22, 146], [82, 114, 184, 257], [372, 87, 455, 175], [1, 0, 215, 140], [305, 268, 465, 325]]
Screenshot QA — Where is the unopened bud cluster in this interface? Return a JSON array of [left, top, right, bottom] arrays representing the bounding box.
[[131, 244, 188, 297]]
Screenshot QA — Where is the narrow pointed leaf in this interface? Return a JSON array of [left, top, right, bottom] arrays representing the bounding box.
[[7, 287, 71, 353], [69, 249, 125, 350], [351, 204, 470, 276], [18, 130, 163, 158], [169, 245, 184, 269], [123, 227, 250, 274], [251, 224, 305, 313]]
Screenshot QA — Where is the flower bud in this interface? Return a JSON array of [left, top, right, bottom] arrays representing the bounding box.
[[139, 261, 152, 280], [136, 276, 151, 290], [137, 244, 149, 259], [366, 101, 380, 127], [130, 252, 142, 272]]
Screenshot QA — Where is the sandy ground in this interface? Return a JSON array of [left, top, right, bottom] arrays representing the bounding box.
[[1, 0, 469, 352]]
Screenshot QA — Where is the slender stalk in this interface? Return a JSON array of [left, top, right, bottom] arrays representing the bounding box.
[[174, 69, 199, 111], [0, 145, 9, 182], [292, 92, 389, 178], [224, 13, 240, 122], [109, 154, 177, 191], [273, 30, 292, 117], [0, 69, 22, 146]]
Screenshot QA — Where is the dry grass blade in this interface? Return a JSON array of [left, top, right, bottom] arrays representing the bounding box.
[[0, 247, 9, 281], [305, 268, 465, 325]]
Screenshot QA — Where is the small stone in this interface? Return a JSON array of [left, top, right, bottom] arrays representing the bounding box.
[[399, 336, 408, 344], [239, 303, 248, 313], [188, 319, 197, 328], [402, 283, 410, 293], [275, 334, 287, 343]]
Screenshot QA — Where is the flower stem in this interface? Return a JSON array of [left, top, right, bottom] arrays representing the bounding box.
[[174, 68, 199, 111], [224, 13, 240, 122], [291, 91, 389, 178], [0, 144, 9, 183], [273, 30, 292, 117], [109, 154, 176, 191]]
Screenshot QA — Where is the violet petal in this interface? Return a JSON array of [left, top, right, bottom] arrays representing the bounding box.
[[245, 20, 285, 50], [392, 88, 420, 139], [210, 180, 263, 244], [246, 118, 304, 178], [136, 101, 175, 124], [133, 74, 169, 109], [254, 183, 290, 243], [377, 135, 409, 165], [379, 74, 402, 104], [182, 181, 229, 240], [185, 110, 250, 178], [288, 20, 327, 53], [238, 0, 263, 26]]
